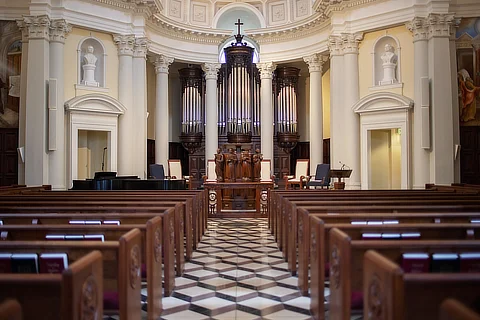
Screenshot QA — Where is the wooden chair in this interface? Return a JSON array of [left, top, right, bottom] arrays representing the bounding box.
[[168, 159, 190, 189], [306, 163, 330, 189], [284, 159, 309, 189]]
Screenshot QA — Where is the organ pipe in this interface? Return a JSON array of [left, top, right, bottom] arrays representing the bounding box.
[[274, 67, 300, 134], [179, 67, 204, 135]]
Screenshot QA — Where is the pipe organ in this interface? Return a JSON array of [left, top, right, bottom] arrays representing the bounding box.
[[179, 67, 205, 135]]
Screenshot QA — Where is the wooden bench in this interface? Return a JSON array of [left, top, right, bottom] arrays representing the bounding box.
[[364, 250, 480, 320], [440, 298, 480, 320], [0, 250, 103, 320], [0, 216, 164, 319], [0, 299, 21, 320], [0, 229, 141, 320], [296, 209, 480, 295], [325, 228, 480, 320]]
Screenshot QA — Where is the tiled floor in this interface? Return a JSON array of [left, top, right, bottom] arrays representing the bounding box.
[[161, 218, 312, 319]]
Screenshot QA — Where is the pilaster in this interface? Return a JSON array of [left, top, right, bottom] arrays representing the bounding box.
[[303, 54, 326, 174], [202, 63, 221, 167], [257, 62, 277, 162], [114, 34, 136, 175], [151, 54, 174, 168], [48, 19, 71, 190]]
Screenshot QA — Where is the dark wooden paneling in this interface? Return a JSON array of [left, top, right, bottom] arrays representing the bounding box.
[[169, 142, 189, 176], [0, 128, 18, 186], [460, 126, 480, 184]]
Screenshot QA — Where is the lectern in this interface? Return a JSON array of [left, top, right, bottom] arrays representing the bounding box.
[[329, 169, 352, 190]]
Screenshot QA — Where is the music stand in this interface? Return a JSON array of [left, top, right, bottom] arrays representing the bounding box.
[[329, 169, 352, 190]]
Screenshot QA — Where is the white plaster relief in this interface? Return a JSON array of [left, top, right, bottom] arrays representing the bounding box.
[[192, 3, 207, 24], [170, 0, 182, 19]]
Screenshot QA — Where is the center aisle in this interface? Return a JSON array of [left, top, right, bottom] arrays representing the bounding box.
[[161, 218, 312, 319]]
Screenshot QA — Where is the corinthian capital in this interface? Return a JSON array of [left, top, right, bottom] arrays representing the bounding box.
[[425, 13, 457, 38], [303, 54, 326, 73], [134, 37, 150, 58], [341, 32, 363, 54], [113, 34, 135, 56], [49, 19, 71, 44], [150, 54, 174, 74], [328, 35, 344, 56], [202, 63, 221, 80], [256, 62, 277, 79], [21, 15, 50, 40], [406, 17, 428, 42]]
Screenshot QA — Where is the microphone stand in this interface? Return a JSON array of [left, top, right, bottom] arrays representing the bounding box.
[[101, 147, 107, 172]]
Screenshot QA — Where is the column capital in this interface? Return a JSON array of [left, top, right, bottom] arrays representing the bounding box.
[[20, 15, 50, 40], [133, 37, 150, 59], [341, 32, 363, 54], [49, 19, 71, 44], [406, 17, 428, 42], [425, 13, 458, 39], [328, 35, 344, 56], [257, 62, 277, 79], [202, 63, 221, 80], [151, 54, 174, 74], [113, 34, 135, 56], [303, 54, 326, 73]]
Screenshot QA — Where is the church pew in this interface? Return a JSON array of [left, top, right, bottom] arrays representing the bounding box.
[[0, 250, 103, 320], [0, 299, 22, 320], [280, 198, 480, 275], [0, 216, 164, 319], [0, 196, 199, 258], [363, 250, 480, 320], [0, 185, 51, 195], [0, 229, 141, 320], [428, 183, 480, 194], [440, 298, 480, 320], [324, 229, 480, 320], [0, 209, 176, 298], [0, 203, 186, 277], [296, 209, 480, 295]]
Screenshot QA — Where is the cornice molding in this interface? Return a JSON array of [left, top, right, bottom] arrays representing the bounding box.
[[313, 0, 381, 16], [85, 0, 160, 17], [202, 63, 221, 80]]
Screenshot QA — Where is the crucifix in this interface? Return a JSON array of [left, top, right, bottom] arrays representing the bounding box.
[[235, 19, 243, 36]]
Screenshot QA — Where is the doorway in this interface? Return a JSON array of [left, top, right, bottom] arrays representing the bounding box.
[[369, 129, 401, 189], [77, 130, 109, 179]]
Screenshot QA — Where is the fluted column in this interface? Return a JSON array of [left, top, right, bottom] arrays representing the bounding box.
[[152, 55, 174, 168], [22, 15, 50, 186], [202, 63, 221, 164], [407, 17, 431, 189], [133, 37, 149, 178], [16, 21, 29, 185], [257, 62, 276, 161], [328, 35, 345, 171], [303, 54, 326, 174], [426, 14, 456, 184], [114, 34, 135, 175], [341, 33, 363, 189], [48, 19, 71, 190]]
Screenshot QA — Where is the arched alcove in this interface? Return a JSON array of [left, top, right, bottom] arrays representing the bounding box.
[[371, 35, 402, 89], [213, 3, 266, 31], [65, 94, 125, 187], [353, 92, 413, 189], [77, 37, 107, 88]]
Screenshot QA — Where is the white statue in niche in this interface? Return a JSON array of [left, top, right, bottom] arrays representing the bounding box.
[[379, 43, 398, 85], [81, 45, 99, 87]]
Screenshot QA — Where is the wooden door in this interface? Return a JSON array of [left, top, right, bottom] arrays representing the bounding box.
[[460, 126, 480, 184], [0, 128, 18, 186]]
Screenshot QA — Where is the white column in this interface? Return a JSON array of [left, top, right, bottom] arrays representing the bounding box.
[[303, 54, 325, 174], [427, 14, 455, 184], [407, 18, 431, 189], [48, 19, 71, 190], [257, 62, 276, 161], [113, 34, 135, 176], [450, 19, 461, 183], [151, 55, 174, 169], [202, 63, 221, 164], [16, 21, 29, 185], [342, 33, 363, 189], [22, 15, 50, 186], [133, 37, 149, 179], [328, 36, 345, 170]]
